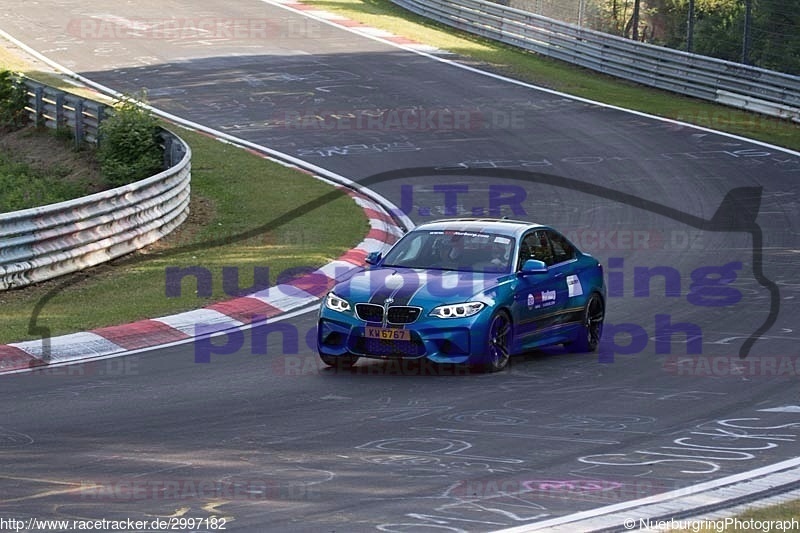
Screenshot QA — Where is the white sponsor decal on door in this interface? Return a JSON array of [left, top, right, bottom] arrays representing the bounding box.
[[567, 275, 583, 297]]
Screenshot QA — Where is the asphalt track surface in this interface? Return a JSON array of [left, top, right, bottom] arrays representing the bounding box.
[[1, 1, 800, 531]]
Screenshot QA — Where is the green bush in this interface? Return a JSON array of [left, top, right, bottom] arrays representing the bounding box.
[[0, 70, 28, 130], [97, 95, 163, 187]]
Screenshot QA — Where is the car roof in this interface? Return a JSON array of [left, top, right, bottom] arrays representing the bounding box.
[[412, 218, 546, 238]]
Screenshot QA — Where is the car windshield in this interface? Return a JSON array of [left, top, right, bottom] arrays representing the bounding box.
[[381, 230, 516, 273]]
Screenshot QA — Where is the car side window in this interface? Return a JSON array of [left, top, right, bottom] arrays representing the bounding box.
[[531, 230, 555, 266], [517, 231, 553, 269], [547, 230, 576, 264], [516, 233, 534, 271]]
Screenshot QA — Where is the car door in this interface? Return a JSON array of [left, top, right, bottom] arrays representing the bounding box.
[[510, 230, 570, 350], [544, 229, 584, 332]]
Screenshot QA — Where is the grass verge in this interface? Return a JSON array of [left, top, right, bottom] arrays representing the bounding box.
[[0, 130, 97, 211], [0, 124, 369, 344], [0, 48, 369, 344], [303, 0, 800, 152]]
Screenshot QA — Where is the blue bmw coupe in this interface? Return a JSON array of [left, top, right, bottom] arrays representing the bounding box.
[[317, 218, 605, 372]]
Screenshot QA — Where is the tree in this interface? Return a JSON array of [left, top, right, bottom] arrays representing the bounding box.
[[589, 0, 799, 73], [749, 0, 800, 73]]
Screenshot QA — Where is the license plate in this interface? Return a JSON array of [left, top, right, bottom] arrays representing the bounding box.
[[365, 327, 410, 341]]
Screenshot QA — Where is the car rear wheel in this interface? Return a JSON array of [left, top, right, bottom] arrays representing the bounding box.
[[566, 293, 604, 353], [483, 311, 512, 372], [319, 353, 360, 369]]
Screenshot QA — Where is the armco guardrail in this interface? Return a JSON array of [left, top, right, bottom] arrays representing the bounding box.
[[24, 79, 106, 146], [391, 0, 800, 122], [0, 81, 191, 291]]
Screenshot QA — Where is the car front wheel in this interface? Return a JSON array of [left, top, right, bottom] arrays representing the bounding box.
[[483, 311, 512, 372]]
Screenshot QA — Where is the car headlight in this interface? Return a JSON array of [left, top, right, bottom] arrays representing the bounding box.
[[324, 292, 352, 313], [429, 302, 485, 318]]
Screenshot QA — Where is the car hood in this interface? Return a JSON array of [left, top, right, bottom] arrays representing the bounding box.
[[332, 267, 508, 306]]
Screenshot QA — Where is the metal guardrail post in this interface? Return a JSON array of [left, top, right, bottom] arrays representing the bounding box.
[[74, 99, 84, 147], [33, 85, 44, 127], [162, 132, 173, 167], [55, 92, 65, 130]]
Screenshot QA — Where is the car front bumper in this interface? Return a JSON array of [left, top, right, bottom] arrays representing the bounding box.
[[317, 312, 492, 365]]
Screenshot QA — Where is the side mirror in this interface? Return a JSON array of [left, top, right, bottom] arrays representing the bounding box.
[[519, 259, 547, 275], [365, 251, 382, 265]]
